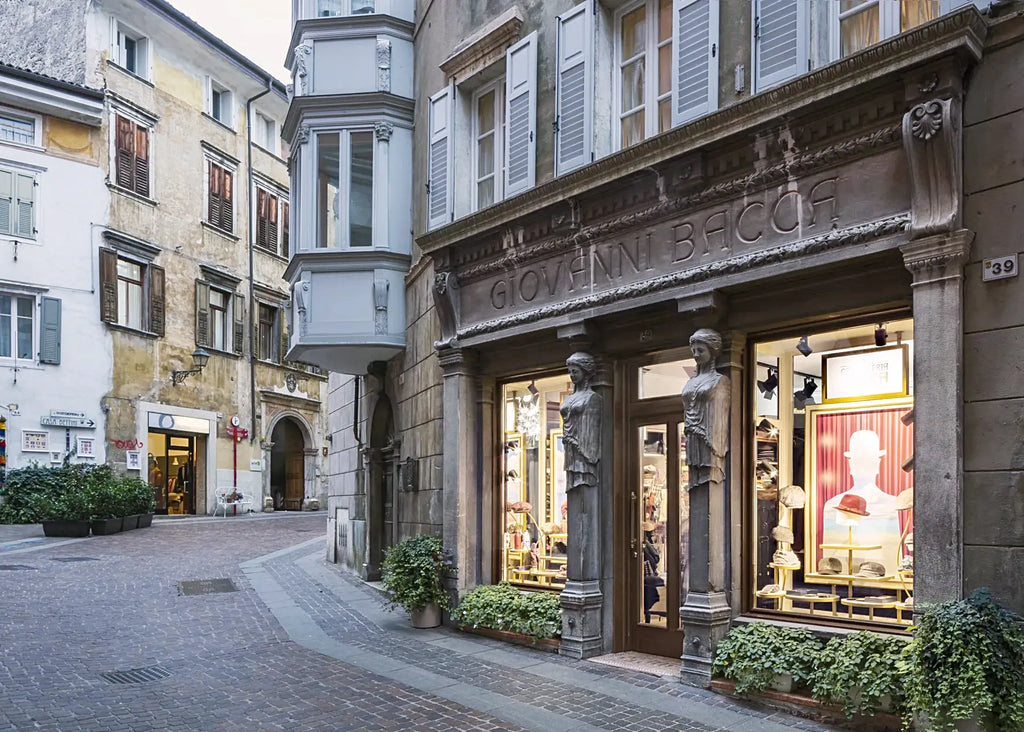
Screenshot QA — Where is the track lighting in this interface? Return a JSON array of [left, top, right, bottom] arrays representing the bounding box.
[[796, 336, 813, 357], [794, 377, 818, 409], [757, 369, 779, 399], [527, 381, 538, 396], [875, 324, 888, 347]]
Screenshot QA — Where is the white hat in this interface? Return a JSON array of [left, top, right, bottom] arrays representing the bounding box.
[[844, 430, 886, 458]]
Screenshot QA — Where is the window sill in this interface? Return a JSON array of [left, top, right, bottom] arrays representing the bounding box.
[[205, 347, 240, 360], [256, 357, 283, 367], [0, 359, 40, 371], [108, 182, 157, 207], [106, 61, 154, 87], [252, 142, 285, 164], [202, 112, 237, 135], [201, 220, 239, 241], [105, 322, 159, 339], [0, 139, 44, 153], [253, 244, 288, 263]]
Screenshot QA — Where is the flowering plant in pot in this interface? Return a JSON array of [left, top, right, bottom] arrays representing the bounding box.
[[381, 535, 452, 628]]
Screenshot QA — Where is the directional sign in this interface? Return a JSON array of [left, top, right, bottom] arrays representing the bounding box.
[[40, 416, 96, 429], [50, 410, 87, 419]]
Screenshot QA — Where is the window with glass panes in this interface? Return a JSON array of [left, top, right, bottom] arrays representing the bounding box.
[[617, 0, 672, 149], [317, 131, 374, 248], [0, 114, 35, 145], [209, 289, 228, 352], [258, 304, 277, 362], [838, 0, 939, 57], [116, 258, 144, 331], [0, 294, 32, 360], [473, 80, 504, 210]]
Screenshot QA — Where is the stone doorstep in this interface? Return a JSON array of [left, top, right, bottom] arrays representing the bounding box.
[[710, 678, 902, 732]]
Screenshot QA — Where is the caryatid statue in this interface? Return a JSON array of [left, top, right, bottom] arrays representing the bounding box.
[[681, 328, 730, 493]]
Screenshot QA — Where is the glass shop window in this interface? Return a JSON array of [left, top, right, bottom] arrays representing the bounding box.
[[752, 317, 914, 627], [500, 373, 574, 591]]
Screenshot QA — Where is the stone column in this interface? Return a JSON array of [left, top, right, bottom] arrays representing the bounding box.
[[902, 231, 971, 606], [438, 346, 481, 600], [373, 122, 392, 248]]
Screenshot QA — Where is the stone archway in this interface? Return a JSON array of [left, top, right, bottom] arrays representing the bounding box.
[[363, 394, 396, 579], [270, 417, 307, 510]]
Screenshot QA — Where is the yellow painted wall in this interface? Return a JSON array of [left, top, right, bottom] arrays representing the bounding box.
[[153, 56, 203, 109], [44, 118, 97, 162]]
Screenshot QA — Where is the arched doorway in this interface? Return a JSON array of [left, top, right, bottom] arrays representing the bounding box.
[[271, 417, 306, 510], [364, 394, 396, 579]]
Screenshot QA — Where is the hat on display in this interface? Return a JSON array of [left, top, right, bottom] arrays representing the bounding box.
[[855, 561, 886, 578], [901, 407, 915, 425], [844, 430, 886, 458], [836, 493, 870, 517], [759, 583, 783, 595], [643, 464, 657, 475], [894, 488, 913, 511], [779, 485, 806, 509], [817, 556, 843, 575], [771, 525, 794, 543], [542, 522, 562, 534], [773, 548, 800, 567], [898, 555, 914, 572]]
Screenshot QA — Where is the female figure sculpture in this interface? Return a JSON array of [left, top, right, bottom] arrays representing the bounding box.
[[560, 352, 602, 491], [681, 329, 730, 492]]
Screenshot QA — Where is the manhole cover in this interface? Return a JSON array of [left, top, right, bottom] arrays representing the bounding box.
[[178, 578, 237, 595], [0, 564, 35, 570], [101, 666, 171, 684], [50, 557, 100, 563]]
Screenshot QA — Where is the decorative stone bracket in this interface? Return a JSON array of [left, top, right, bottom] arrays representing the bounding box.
[[903, 97, 961, 238]]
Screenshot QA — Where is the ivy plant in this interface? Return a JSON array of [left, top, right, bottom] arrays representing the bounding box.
[[711, 622, 823, 695], [451, 582, 562, 640], [901, 589, 1024, 731], [811, 631, 906, 718], [380, 535, 452, 613]]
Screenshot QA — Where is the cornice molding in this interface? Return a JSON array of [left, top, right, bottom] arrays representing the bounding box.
[[0, 73, 103, 127], [456, 215, 911, 340], [418, 7, 986, 257], [901, 228, 973, 285], [285, 14, 415, 67], [283, 92, 414, 140], [439, 6, 523, 79]]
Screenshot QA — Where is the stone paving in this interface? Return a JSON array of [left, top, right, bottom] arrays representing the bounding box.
[[0, 514, 840, 731]]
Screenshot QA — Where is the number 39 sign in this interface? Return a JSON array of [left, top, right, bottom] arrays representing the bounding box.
[[983, 254, 1018, 282]]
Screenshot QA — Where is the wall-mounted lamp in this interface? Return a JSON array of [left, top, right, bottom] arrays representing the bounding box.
[[171, 348, 210, 386]]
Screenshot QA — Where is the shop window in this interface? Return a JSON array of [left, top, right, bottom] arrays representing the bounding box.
[[499, 373, 574, 591], [317, 130, 374, 247], [751, 318, 914, 627]]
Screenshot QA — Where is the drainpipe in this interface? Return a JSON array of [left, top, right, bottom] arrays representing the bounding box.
[[246, 81, 272, 443]]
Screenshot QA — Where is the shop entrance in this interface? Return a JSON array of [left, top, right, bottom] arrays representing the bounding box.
[[147, 432, 203, 515], [270, 418, 306, 510], [622, 355, 694, 658]]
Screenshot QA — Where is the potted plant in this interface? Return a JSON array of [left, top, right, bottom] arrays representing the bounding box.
[[381, 535, 452, 628], [123, 477, 155, 528], [711, 622, 822, 695], [452, 582, 561, 647], [811, 631, 906, 718], [87, 479, 123, 536], [35, 489, 92, 537], [901, 589, 1024, 732]]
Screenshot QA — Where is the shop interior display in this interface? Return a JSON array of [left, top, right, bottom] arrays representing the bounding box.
[[753, 320, 915, 626]]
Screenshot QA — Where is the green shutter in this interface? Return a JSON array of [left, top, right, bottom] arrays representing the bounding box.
[[15, 173, 34, 237], [39, 297, 61, 365], [0, 170, 12, 235]]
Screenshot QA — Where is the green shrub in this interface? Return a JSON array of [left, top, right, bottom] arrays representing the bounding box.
[[810, 631, 906, 718], [381, 535, 452, 613], [452, 583, 562, 639], [901, 589, 1024, 731], [86, 479, 123, 520], [122, 476, 155, 515], [711, 622, 823, 695]]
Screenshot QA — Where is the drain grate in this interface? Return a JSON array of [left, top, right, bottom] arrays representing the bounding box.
[[50, 557, 100, 563], [101, 666, 171, 684], [178, 578, 237, 595], [0, 564, 35, 571]]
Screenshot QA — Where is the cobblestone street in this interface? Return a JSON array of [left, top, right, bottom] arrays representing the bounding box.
[[0, 514, 838, 731]]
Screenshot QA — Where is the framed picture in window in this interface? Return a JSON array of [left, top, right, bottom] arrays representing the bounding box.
[[76, 436, 96, 458], [22, 430, 49, 452], [821, 345, 908, 403]]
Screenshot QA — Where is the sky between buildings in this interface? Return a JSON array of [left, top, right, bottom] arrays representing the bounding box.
[[169, 0, 291, 82]]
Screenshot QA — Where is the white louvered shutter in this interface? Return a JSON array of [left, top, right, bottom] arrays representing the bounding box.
[[504, 31, 537, 196], [15, 173, 34, 237], [754, 0, 807, 91], [0, 170, 11, 235], [427, 86, 452, 230], [672, 0, 719, 126], [555, 3, 592, 176]]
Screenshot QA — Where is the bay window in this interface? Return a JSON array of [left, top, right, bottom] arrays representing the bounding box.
[[317, 130, 374, 248]]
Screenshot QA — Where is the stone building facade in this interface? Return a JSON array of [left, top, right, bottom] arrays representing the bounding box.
[[0, 0, 329, 514], [290, 0, 1024, 685]]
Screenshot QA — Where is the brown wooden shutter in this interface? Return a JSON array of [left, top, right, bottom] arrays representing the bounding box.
[[278, 307, 288, 364], [148, 264, 165, 336], [232, 293, 245, 356], [281, 202, 289, 258], [207, 163, 221, 224], [134, 124, 149, 197], [194, 280, 210, 347], [115, 116, 135, 190], [267, 194, 279, 253], [99, 247, 118, 323], [255, 188, 268, 249], [221, 169, 233, 232]]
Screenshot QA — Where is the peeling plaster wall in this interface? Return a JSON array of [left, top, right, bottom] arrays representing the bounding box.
[[0, 0, 89, 85]]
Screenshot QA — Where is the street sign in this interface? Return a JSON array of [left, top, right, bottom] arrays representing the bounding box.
[[50, 410, 87, 419], [40, 416, 95, 429]]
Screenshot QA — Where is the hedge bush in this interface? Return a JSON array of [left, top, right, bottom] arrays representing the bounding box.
[[452, 582, 561, 640]]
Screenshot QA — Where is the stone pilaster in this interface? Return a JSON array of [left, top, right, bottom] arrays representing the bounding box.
[[901, 230, 972, 607]]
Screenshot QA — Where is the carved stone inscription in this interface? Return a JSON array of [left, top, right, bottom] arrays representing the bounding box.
[[461, 152, 909, 321]]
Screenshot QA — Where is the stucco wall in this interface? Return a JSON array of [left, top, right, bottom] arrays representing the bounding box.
[[0, 0, 89, 86]]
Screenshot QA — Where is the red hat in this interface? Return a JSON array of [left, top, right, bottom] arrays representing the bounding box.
[[836, 493, 870, 517]]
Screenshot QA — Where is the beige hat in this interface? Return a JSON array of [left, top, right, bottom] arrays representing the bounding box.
[[779, 485, 806, 509], [758, 583, 783, 595], [855, 561, 886, 578], [817, 556, 843, 575], [773, 548, 800, 567], [771, 525, 794, 543], [894, 488, 913, 512]]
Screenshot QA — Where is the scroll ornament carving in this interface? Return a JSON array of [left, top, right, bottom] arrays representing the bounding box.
[[295, 126, 310, 147], [909, 100, 944, 140], [374, 122, 393, 142], [376, 39, 391, 93], [681, 329, 730, 492], [432, 271, 461, 349], [903, 98, 960, 238], [292, 280, 310, 337], [293, 42, 312, 96]]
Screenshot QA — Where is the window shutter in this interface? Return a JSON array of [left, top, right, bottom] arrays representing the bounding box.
[[115, 116, 135, 190], [134, 124, 149, 197], [427, 86, 452, 230], [222, 169, 233, 232], [672, 0, 719, 126], [504, 31, 538, 196], [267, 193, 279, 252], [278, 307, 288, 364], [208, 163, 221, 224], [255, 188, 268, 249], [0, 169, 11, 235], [15, 173, 34, 237], [195, 280, 210, 347], [754, 0, 806, 91], [281, 202, 290, 258], [232, 293, 245, 356], [148, 264, 165, 336], [39, 297, 61, 365], [99, 248, 118, 324], [555, 3, 592, 176]]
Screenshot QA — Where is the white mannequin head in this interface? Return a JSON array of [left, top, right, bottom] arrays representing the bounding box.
[[844, 430, 885, 485]]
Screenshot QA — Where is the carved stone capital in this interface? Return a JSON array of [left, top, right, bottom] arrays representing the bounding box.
[[295, 125, 310, 147], [374, 122, 393, 142], [901, 229, 973, 286], [903, 97, 962, 238], [436, 346, 477, 376]]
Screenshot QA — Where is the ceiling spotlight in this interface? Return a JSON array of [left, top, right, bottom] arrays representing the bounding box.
[[802, 377, 818, 398], [757, 369, 778, 399], [796, 336, 813, 357], [527, 381, 539, 396], [875, 324, 888, 347], [794, 377, 818, 409]]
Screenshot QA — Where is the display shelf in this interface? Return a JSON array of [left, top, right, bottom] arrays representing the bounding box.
[[819, 543, 883, 551], [841, 596, 899, 621], [786, 592, 840, 616]]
